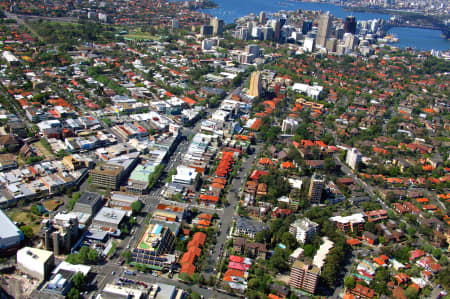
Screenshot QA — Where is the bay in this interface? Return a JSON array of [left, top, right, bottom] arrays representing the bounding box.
[[198, 0, 450, 51]]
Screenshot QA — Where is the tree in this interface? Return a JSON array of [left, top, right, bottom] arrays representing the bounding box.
[[303, 244, 314, 257], [364, 222, 376, 233], [281, 232, 297, 249], [179, 272, 192, 282], [393, 246, 410, 263], [432, 248, 442, 259], [30, 205, 41, 215], [437, 266, 450, 289], [131, 200, 143, 214], [122, 250, 132, 264], [344, 276, 356, 289], [72, 272, 86, 290], [88, 249, 98, 264], [67, 287, 80, 299], [404, 286, 419, 299], [268, 248, 289, 273], [20, 225, 33, 239]]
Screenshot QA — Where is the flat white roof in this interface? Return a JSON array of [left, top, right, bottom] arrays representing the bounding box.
[[52, 261, 91, 276], [0, 209, 22, 240]]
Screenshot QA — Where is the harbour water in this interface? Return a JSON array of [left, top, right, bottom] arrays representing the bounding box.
[[198, 0, 450, 51]]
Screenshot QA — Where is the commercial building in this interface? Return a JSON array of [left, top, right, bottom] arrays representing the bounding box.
[[17, 247, 54, 280], [90, 164, 124, 190], [248, 71, 262, 98], [200, 25, 213, 36], [131, 224, 176, 270], [41, 216, 79, 255], [308, 174, 324, 204], [289, 260, 320, 294], [109, 192, 140, 215], [172, 165, 198, 185], [316, 13, 332, 47], [92, 207, 127, 230], [344, 16, 357, 34], [0, 209, 24, 253], [211, 17, 224, 36], [289, 218, 319, 244], [73, 192, 104, 216], [100, 284, 145, 299], [44, 261, 91, 296], [346, 148, 362, 170], [91, 155, 138, 190]]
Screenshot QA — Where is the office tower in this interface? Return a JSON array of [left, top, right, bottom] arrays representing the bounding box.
[[336, 27, 344, 40], [344, 16, 357, 34], [343, 33, 359, 50], [200, 25, 213, 36], [252, 26, 262, 39], [346, 148, 362, 170], [304, 37, 315, 52], [236, 27, 249, 40], [308, 174, 324, 204], [202, 39, 212, 50], [246, 44, 260, 57], [289, 260, 320, 294], [259, 11, 267, 24], [262, 26, 274, 41], [302, 20, 312, 34], [171, 19, 179, 29], [326, 38, 337, 52], [248, 71, 262, 98], [316, 13, 332, 47], [271, 19, 281, 42], [211, 17, 224, 36]]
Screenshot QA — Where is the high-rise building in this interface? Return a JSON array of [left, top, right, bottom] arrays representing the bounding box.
[[346, 148, 362, 170], [304, 37, 315, 52], [236, 27, 249, 40], [343, 33, 359, 51], [200, 25, 213, 36], [326, 38, 337, 52], [211, 17, 224, 36], [259, 11, 267, 24], [344, 16, 357, 34], [302, 21, 312, 34], [246, 44, 260, 57], [262, 26, 274, 41], [171, 19, 179, 29], [248, 71, 262, 98], [271, 19, 281, 42], [316, 13, 332, 47], [289, 260, 320, 294], [308, 174, 324, 204]]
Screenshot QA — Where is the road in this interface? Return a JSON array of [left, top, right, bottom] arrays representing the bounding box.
[[204, 145, 260, 277], [92, 263, 236, 299], [333, 155, 389, 210], [87, 85, 248, 299], [5, 12, 46, 42]]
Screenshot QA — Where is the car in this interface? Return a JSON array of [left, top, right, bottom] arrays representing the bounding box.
[[111, 271, 115, 275]]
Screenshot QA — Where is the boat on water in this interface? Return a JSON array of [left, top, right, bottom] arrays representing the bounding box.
[[384, 34, 399, 43]]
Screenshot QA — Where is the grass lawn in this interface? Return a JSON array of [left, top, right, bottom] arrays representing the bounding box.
[[6, 208, 41, 234], [43, 198, 64, 211], [123, 30, 156, 41], [32, 141, 54, 158]]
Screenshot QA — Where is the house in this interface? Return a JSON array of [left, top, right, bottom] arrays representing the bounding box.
[[198, 194, 219, 206], [350, 284, 374, 298], [362, 232, 377, 245], [365, 209, 388, 223], [233, 237, 267, 260]]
